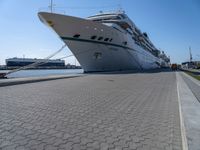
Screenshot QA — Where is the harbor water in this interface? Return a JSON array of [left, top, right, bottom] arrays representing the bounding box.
[[0, 69, 83, 78]]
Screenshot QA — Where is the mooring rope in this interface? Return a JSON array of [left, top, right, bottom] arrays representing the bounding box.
[[5, 44, 67, 76]]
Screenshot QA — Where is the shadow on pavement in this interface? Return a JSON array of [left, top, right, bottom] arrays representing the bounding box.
[[84, 68, 174, 75]]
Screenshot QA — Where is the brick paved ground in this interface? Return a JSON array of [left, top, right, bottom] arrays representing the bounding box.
[[0, 72, 182, 150]]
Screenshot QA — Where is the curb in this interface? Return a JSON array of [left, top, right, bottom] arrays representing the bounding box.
[[0, 75, 82, 87], [176, 72, 188, 150], [182, 71, 200, 86]]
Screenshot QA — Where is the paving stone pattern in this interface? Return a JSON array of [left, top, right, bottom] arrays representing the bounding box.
[[0, 72, 182, 150]]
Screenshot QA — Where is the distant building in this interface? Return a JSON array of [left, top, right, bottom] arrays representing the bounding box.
[[0, 65, 6, 70], [6, 57, 65, 69], [182, 61, 200, 69], [65, 63, 82, 69]]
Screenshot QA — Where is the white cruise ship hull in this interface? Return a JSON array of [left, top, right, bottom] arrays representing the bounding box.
[[38, 12, 160, 72]]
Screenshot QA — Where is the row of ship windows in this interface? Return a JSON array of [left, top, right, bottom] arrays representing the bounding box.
[[73, 34, 113, 42], [91, 36, 113, 42]]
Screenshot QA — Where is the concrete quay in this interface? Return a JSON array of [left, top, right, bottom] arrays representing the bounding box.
[[177, 72, 200, 150], [0, 70, 199, 150], [0, 74, 83, 87]]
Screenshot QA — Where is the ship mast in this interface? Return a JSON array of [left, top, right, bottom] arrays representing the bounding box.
[[50, 0, 53, 13]]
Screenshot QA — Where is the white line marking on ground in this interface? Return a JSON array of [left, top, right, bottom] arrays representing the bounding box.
[[176, 72, 188, 150]]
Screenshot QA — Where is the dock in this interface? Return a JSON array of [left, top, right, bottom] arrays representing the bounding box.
[[0, 70, 199, 150]]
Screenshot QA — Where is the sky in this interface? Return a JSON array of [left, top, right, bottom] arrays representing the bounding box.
[[0, 0, 200, 65]]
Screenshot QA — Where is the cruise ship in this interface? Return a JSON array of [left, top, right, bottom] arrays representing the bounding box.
[[38, 10, 170, 72]]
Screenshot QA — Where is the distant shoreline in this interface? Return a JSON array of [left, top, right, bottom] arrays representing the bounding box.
[[0, 68, 82, 70], [0, 69, 83, 78], [0, 65, 82, 70]]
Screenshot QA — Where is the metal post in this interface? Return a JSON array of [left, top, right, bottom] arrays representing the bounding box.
[[189, 46, 192, 62], [50, 0, 53, 13], [75, 57, 76, 66]]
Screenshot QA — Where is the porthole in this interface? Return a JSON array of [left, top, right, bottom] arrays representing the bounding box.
[[73, 34, 80, 38], [104, 38, 109, 42], [123, 41, 127, 45], [91, 36, 97, 40], [98, 37, 103, 40], [109, 38, 113, 42]]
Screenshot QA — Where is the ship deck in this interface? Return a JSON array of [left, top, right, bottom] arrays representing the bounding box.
[[0, 70, 200, 150]]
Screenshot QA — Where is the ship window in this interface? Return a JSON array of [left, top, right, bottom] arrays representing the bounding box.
[[104, 38, 109, 42], [98, 37, 103, 40], [123, 41, 127, 45], [91, 36, 97, 40], [135, 41, 140, 46], [109, 38, 113, 42], [73, 34, 80, 38], [113, 27, 123, 33], [132, 36, 137, 41]]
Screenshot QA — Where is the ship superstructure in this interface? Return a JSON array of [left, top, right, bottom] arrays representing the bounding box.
[[38, 10, 170, 72]]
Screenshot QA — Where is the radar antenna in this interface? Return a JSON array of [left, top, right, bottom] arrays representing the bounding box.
[[117, 4, 124, 13]]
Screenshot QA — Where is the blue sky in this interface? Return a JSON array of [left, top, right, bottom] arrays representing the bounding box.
[[0, 0, 200, 65]]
